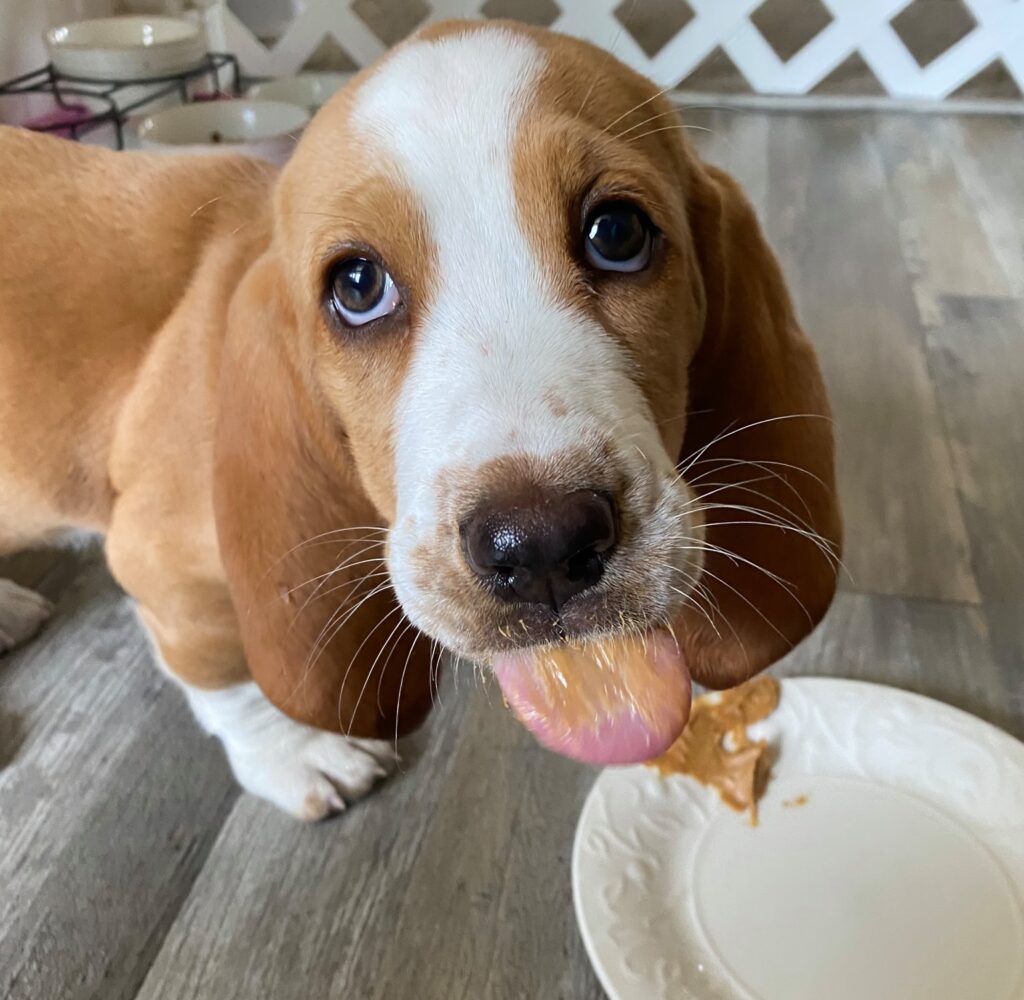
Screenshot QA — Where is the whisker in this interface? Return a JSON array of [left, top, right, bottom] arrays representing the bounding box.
[[681, 510, 841, 571], [281, 574, 393, 706], [250, 525, 388, 600], [676, 413, 831, 481], [341, 609, 413, 736], [679, 559, 792, 648], [676, 534, 815, 630], [435, 642, 447, 708], [375, 616, 417, 715], [669, 583, 720, 638], [600, 80, 676, 134], [673, 562, 722, 617], [285, 549, 386, 596], [613, 106, 682, 140], [674, 578, 751, 674], [391, 620, 420, 760], [681, 487, 822, 549], [286, 547, 387, 608], [290, 569, 392, 639], [682, 500, 843, 572], [625, 123, 713, 143], [686, 465, 817, 525], [287, 555, 389, 624], [688, 454, 831, 494], [676, 539, 801, 601], [337, 602, 406, 733], [300, 579, 393, 687]]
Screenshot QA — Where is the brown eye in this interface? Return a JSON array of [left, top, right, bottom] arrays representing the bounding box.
[[584, 202, 653, 272], [328, 257, 400, 326]]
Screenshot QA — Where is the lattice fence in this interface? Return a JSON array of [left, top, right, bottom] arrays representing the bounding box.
[[201, 0, 1024, 101]]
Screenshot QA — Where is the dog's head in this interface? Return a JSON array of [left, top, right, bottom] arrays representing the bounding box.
[[213, 20, 841, 744]]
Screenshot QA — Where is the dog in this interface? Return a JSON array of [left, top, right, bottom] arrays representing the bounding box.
[[0, 19, 841, 819]]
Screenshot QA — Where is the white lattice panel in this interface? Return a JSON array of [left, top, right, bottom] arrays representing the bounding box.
[[202, 0, 1024, 100]]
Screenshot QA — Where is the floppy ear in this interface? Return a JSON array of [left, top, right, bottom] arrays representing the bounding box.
[[212, 253, 434, 738], [677, 160, 842, 688]]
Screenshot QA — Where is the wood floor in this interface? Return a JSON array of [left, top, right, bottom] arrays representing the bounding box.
[[2, 110, 1022, 1000]]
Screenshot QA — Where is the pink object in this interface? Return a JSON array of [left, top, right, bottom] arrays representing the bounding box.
[[493, 631, 692, 766], [24, 102, 93, 138]]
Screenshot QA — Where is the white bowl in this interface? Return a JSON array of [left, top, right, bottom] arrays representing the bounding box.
[[247, 73, 350, 112], [45, 16, 205, 82], [135, 100, 310, 165]]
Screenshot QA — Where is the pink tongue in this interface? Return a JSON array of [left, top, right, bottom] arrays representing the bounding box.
[[492, 631, 691, 766]]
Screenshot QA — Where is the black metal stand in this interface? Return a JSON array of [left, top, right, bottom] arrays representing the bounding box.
[[0, 52, 241, 149]]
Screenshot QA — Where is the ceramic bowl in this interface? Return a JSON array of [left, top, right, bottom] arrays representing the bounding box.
[[247, 73, 350, 112], [45, 16, 205, 82], [135, 99, 310, 165]]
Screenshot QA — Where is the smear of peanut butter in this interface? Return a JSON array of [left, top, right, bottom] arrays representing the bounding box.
[[648, 676, 780, 824], [524, 634, 682, 729]]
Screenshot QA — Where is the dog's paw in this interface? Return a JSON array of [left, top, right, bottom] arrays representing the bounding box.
[[0, 579, 54, 655], [228, 730, 398, 821], [185, 681, 398, 821]]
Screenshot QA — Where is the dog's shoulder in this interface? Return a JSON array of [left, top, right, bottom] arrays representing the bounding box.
[[0, 124, 275, 249], [0, 127, 277, 532]]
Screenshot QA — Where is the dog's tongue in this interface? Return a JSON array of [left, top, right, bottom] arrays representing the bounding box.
[[492, 631, 691, 766]]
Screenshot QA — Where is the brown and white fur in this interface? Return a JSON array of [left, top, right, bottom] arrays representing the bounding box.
[[0, 20, 841, 819]]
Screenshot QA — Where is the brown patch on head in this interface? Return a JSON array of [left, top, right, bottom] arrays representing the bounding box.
[[274, 74, 438, 519], [501, 25, 706, 461]]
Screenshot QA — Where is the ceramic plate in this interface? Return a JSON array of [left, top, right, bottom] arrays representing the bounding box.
[[573, 678, 1024, 1000]]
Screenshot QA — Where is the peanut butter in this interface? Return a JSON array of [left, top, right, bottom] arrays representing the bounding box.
[[649, 675, 780, 824], [522, 633, 685, 729]]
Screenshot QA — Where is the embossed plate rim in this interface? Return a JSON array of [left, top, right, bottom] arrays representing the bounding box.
[[571, 676, 1024, 1000]]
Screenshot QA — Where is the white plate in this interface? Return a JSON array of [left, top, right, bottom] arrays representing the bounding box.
[[45, 16, 205, 82], [573, 678, 1024, 1000]]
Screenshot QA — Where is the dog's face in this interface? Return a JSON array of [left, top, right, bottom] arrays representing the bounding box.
[[275, 22, 709, 661]]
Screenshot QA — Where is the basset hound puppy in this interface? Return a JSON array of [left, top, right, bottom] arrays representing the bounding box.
[[0, 19, 841, 819]]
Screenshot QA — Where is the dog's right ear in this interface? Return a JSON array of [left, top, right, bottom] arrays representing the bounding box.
[[675, 158, 843, 689], [212, 252, 435, 738]]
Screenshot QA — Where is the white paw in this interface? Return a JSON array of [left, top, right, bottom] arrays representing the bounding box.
[[0, 579, 54, 654], [227, 730, 398, 821], [185, 681, 398, 821]]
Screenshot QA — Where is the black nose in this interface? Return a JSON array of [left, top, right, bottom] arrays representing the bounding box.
[[460, 490, 617, 610]]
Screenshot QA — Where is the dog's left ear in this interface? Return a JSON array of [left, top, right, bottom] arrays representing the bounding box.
[[212, 253, 434, 738], [676, 158, 843, 688]]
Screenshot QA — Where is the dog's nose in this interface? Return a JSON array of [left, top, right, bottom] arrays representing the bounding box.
[[461, 490, 617, 610]]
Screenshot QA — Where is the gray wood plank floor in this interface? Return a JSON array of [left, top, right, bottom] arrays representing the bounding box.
[[2, 110, 1022, 1000]]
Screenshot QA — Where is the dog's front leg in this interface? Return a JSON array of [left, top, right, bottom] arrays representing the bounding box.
[[105, 529, 397, 820], [139, 614, 399, 821], [182, 680, 398, 821]]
